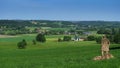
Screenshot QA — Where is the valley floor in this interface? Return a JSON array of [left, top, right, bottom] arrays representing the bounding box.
[[0, 35, 120, 68]]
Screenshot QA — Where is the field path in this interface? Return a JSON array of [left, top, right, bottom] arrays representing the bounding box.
[[0, 35, 18, 38]]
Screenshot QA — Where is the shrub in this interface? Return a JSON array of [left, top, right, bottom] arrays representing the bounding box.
[[114, 34, 120, 44], [63, 36, 71, 41], [106, 35, 114, 43], [58, 38, 62, 42], [96, 36, 102, 44], [36, 33, 46, 42], [32, 39, 36, 45], [7, 31, 17, 35], [17, 39, 27, 49], [105, 34, 120, 44], [87, 35, 95, 41]]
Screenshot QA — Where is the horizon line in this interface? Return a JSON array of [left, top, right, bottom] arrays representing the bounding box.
[[0, 19, 120, 22]]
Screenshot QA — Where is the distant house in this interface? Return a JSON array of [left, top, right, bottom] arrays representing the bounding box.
[[72, 35, 84, 41], [36, 28, 44, 33], [72, 37, 84, 41], [79, 38, 84, 41]]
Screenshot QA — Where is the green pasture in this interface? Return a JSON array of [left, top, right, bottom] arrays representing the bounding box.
[[0, 34, 120, 68]]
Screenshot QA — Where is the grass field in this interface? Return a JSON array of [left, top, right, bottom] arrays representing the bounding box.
[[0, 34, 120, 68]]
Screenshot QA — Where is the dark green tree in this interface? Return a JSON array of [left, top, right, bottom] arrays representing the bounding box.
[[17, 39, 27, 49], [87, 35, 95, 41], [63, 36, 71, 41], [32, 39, 36, 45], [112, 28, 116, 35], [36, 33, 46, 42], [58, 38, 62, 42], [114, 34, 120, 44], [106, 35, 114, 43], [96, 36, 102, 44]]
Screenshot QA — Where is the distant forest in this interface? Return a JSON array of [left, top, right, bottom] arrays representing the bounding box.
[[0, 20, 120, 35]]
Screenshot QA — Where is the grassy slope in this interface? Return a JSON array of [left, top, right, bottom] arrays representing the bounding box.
[[0, 35, 120, 68]]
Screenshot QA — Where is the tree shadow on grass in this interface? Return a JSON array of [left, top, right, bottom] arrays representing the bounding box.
[[110, 47, 120, 50]]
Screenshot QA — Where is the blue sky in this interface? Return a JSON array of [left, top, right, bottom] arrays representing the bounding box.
[[0, 0, 120, 21]]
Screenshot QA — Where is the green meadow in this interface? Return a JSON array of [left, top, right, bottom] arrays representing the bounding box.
[[0, 34, 120, 68]]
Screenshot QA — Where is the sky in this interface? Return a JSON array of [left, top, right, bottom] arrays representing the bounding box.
[[0, 0, 120, 21]]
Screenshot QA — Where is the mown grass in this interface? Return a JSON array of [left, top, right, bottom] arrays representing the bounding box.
[[0, 35, 120, 68]]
